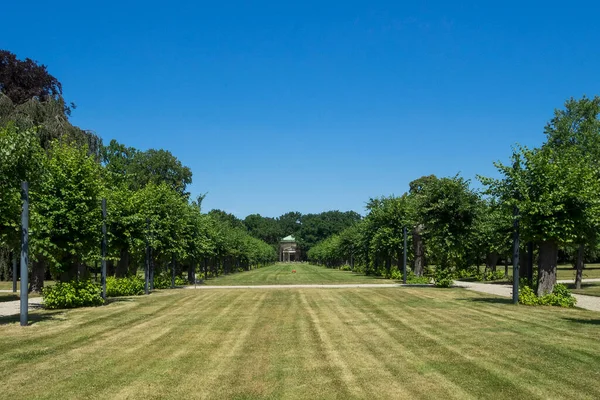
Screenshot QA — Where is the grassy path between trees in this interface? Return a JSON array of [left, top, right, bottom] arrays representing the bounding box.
[[0, 286, 599, 399], [202, 262, 395, 285]]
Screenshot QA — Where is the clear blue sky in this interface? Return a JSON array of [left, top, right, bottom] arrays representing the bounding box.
[[3, 1, 599, 218]]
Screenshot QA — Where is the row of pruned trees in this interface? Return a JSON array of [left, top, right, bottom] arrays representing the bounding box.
[[0, 50, 276, 292], [0, 124, 276, 292], [309, 96, 600, 296]]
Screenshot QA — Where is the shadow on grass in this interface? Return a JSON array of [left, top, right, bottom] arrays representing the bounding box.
[[563, 318, 600, 325], [105, 297, 136, 304], [0, 294, 19, 303], [564, 283, 600, 290], [460, 297, 514, 305], [0, 311, 61, 326]]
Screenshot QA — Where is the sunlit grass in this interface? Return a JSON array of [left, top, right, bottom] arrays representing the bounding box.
[[0, 285, 599, 399]]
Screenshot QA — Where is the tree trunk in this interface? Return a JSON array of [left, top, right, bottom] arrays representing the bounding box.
[[412, 225, 425, 276], [77, 263, 90, 280], [575, 244, 584, 290], [188, 261, 195, 284], [29, 260, 45, 293], [519, 247, 528, 279], [115, 248, 129, 278], [485, 252, 499, 274], [149, 258, 154, 290], [60, 262, 78, 282], [537, 240, 558, 296]]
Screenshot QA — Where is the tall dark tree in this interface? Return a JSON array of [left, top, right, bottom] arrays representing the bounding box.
[[0, 49, 72, 114]]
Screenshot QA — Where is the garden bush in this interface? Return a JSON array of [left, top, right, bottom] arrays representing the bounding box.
[[152, 274, 189, 289], [406, 271, 431, 284], [106, 276, 145, 297], [153, 274, 171, 289], [43, 280, 104, 309], [433, 268, 454, 288], [456, 267, 482, 281], [484, 270, 506, 281], [175, 276, 189, 286], [519, 283, 576, 308]]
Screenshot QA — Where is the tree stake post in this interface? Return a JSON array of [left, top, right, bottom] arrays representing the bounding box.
[[402, 226, 407, 284], [145, 218, 150, 295], [20, 182, 29, 326], [101, 198, 107, 301], [512, 205, 520, 304]]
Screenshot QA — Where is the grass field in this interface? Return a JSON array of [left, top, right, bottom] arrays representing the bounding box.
[[203, 262, 394, 285], [570, 282, 600, 297], [1, 264, 600, 399], [460, 264, 600, 284]]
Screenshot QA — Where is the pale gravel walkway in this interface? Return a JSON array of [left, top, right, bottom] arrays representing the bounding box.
[[0, 297, 44, 317], [454, 280, 600, 312]]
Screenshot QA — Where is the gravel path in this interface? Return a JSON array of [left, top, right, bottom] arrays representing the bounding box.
[[0, 297, 44, 317], [454, 280, 600, 312]]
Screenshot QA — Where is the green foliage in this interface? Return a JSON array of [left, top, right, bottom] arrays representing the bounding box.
[[0, 124, 43, 248], [153, 274, 172, 289], [406, 271, 431, 284], [418, 176, 480, 271], [433, 268, 454, 288], [102, 139, 192, 195], [519, 284, 576, 307], [30, 141, 104, 279], [106, 276, 145, 297], [175, 276, 189, 286], [42, 280, 103, 309], [484, 270, 506, 281]]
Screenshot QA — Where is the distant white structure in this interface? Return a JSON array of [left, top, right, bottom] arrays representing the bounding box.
[[279, 235, 300, 262]]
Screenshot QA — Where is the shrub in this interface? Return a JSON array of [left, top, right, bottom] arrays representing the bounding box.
[[353, 264, 365, 274], [457, 268, 482, 280], [390, 269, 402, 280], [43, 280, 103, 309], [152, 274, 189, 289], [106, 276, 145, 297], [153, 274, 171, 289], [339, 264, 352, 271], [518, 285, 539, 306], [519, 283, 576, 308], [484, 270, 506, 281], [406, 271, 431, 284], [433, 268, 454, 288], [175, 276, 189, 286]]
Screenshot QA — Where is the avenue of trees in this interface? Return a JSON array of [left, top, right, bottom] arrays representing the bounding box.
[[242, 210, 361, 255], [0, 50, 276, 294], [309, 96, 600, 297]]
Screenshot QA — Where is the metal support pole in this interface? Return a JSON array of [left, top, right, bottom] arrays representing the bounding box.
[[512, 206, 520, 304], [145, 218, 150, 295], [101, 198, 107, 301], [12, 252, 17, 293], [20, 182, 29, 326], [403, 227, 407, 284]]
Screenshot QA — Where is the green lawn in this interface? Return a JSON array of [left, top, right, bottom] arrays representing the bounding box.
[[460, 264, 600, 284], [558, 264, 600, 280], [570, 282, 600, 297], [203, 262, 395, 285], [0, 285, 599, 399], [0, 281, 56, 291]]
